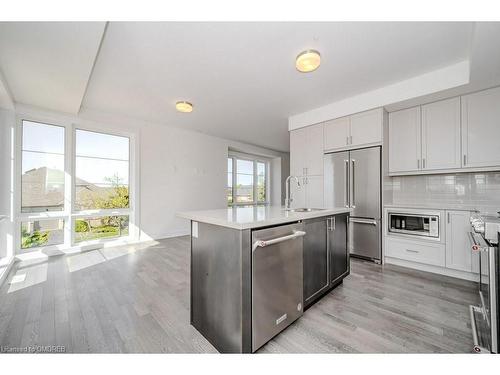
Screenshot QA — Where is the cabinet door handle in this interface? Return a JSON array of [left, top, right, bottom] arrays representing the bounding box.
[[332, 216, 336, 231], [405, 249, 419, 254], [447, 212, 450, 224], [349, 135, 352, 145], [417, 159, 420, 169], [422, 158, 426, 169], [346, 136, 349, 145], [463, 155, 467, 166]]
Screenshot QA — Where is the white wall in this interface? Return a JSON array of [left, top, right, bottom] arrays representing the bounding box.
[[289, 61, 470, 130], [10, 105, 289, 244], [0, 109, 14, 259]]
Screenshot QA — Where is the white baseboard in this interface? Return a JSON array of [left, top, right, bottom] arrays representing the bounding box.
[[0, 257, 16, 287], [385, 256, 480, 282], [146, 230, 191, 241]]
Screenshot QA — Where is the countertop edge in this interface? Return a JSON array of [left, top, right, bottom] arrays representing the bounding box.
[[177, 208, 351, 230]]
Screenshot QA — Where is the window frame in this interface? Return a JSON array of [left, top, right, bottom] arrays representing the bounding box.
[[227, 151, 271, 206], [14, 115, 139, 254]]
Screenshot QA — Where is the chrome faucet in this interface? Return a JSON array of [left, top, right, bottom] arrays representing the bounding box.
[[285, 176, 301, 209]]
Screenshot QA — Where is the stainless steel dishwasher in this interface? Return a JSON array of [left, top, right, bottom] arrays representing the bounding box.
[[251, 222, 305, 351]]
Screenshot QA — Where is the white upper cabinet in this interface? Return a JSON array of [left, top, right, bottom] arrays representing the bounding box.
[[388, 106, 421, 173], [445, 210, 478, 273], [289, 123, 324, 177], [462, 86, 500, 168], [324, 117, 350, 151], [421, 97, 461, 171], [350, 108, 383, 147], [324, 108, 383, 152]]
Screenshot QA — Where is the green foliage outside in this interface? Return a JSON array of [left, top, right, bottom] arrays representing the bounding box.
[[21, 228, 49, 249], [75, 174, 129, 242]]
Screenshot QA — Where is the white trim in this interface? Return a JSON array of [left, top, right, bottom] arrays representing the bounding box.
[[0, 256, 16, 288]]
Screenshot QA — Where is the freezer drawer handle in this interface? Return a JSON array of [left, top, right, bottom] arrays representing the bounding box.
[[344, 159, 349, 208], [252, 230, 306, 251], [349, 218, 377, 225]]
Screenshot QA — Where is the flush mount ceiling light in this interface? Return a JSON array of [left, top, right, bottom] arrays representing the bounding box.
[[295, 49, 321, 73], [176, 101, 194, 113]]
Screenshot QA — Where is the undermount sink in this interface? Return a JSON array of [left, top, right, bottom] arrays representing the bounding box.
[[286, 208, 325, 212]]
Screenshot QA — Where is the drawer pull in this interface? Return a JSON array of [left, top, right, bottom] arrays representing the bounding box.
[[405, 249, 419, 254]]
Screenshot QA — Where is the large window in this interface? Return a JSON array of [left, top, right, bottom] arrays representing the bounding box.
[[227, 153, 269, 205], [21, 121, 65, 213], [17, 120, 134, 252]]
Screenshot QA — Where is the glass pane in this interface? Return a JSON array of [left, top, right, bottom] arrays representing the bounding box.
[[236, 173, 254, 203], [227, 173, 233, 204], [21, 121, 65, 213], [21, 219, 64, 249], [22, 121, 64, 154], [75, 130, 130, 211], [236, 159, 253, 175], [75, 129, 129, 160], [257, 162, 266, 202], [227, 158, 234, 204], [74, 216, 129, 243]]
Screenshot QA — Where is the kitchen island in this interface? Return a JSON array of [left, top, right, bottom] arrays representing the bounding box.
[[177, 206, 351, 353]]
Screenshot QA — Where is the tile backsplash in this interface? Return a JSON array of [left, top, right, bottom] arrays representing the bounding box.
[[391, 171, 500, 212]]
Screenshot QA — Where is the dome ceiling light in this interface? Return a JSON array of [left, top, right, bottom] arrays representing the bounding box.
[[295, 50, 321, 73], [176, 101, 194, 113]]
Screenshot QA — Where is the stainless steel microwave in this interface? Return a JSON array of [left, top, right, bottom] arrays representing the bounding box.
[[388, 211, 440, 239]]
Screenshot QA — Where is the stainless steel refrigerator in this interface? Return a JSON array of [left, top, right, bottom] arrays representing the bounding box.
[[324, 146, 381, 262]]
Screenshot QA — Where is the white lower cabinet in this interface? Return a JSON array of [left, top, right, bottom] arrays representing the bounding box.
[[445, 210, 479, 273], [385, 237, 445, 267], [385, 209, 479, 280]]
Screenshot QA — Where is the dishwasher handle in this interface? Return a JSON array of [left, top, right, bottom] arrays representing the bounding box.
[[252, 230, 306, 251]]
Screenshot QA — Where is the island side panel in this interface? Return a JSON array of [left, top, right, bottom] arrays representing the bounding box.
[[190, 221, 252, 353]]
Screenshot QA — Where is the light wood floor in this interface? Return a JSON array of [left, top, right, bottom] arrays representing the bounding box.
[[0, 236, 478, 353]]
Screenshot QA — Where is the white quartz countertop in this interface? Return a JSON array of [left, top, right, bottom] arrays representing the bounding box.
[[177, 206, 351, 230]]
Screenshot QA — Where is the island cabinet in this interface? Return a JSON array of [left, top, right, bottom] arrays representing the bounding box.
[[303, 213, 349, 308], [178, 207, 351, 353]]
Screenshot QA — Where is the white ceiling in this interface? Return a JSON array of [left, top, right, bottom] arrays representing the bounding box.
[[1, 22, 498, 151], [0, 22, 106, 113]]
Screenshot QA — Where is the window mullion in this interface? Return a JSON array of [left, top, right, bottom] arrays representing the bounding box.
[[232, 157, 236, 204], [64, 124, 74, 248], [253, 160, 257, 203]]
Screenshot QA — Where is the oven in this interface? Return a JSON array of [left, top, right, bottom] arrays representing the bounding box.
[[388, 211, 440, 240]]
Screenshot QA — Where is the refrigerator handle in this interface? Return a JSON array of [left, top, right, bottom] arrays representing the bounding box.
[[351, 159, 356, 208], [344, 159, 349, 208]]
